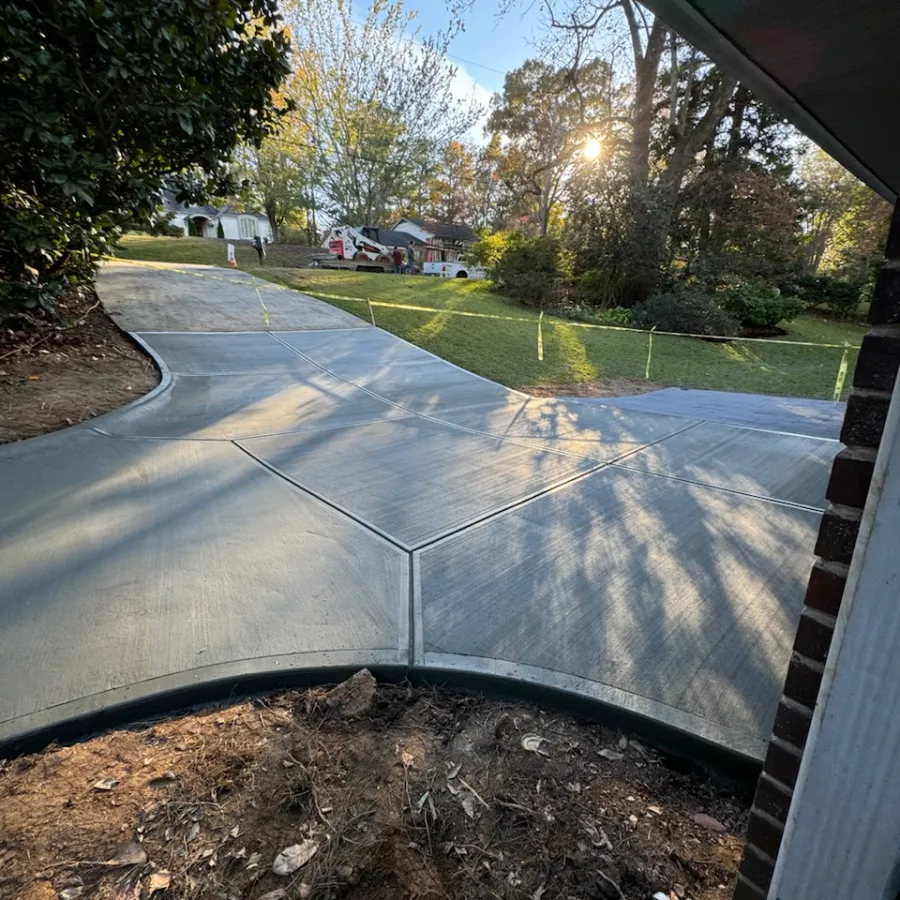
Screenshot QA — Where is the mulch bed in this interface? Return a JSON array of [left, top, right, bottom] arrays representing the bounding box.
[[0, 675, 749, 900], [0, 289, 159, 444]]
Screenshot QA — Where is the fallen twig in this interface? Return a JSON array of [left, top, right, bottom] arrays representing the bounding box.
[[597, 870, 626, 900], [457, 777, 490, 810]]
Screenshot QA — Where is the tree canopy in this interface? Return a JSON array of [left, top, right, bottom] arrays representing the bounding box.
[[282, 0, 481, 226], [0, 0, 291, 310]]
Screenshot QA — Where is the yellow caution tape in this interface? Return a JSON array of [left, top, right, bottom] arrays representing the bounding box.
[[109, 258, 862, 352]]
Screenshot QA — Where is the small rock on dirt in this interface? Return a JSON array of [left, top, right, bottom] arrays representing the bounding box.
[[617, 736, 628, 750], [60, 889, 83, 900], [692, 813, 727, 832], [521, 734, 549, 755], [105, 842, 147, 867], [273, 840, 318, 875], [673, 884, 686, 898], [92, 777, 119, 791], [324, 669, 376, 718], [147, 872, 171, 895], [597, 749, 624, 761], [257, 891, 286, 900]]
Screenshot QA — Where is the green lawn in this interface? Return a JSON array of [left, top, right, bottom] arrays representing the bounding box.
[[115, 234, 238, 265], [264, 268, 864, 399], [113, 233, 316, 269], [116, 235, 867, 399]]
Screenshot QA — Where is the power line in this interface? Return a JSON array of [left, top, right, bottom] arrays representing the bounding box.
[[445, 53, 506, 78]]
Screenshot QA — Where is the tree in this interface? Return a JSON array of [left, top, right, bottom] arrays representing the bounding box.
[[472, 135, 505, 228], [236, 95, 321, 243], [487, 58, 613, 236], [428, 141, 477, 224], [0, 0, 291, 311], [797, 149, 864, 274], [797, 147, 892, 285], [284, 0, 481, 225], [539, 2, 739, 300], [669, 85, 801, 282]]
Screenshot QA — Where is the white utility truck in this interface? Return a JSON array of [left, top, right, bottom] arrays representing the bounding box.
[[422, 258, 485, 279]]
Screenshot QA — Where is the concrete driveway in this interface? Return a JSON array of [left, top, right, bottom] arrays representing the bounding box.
[[0, 262, 836, 760]]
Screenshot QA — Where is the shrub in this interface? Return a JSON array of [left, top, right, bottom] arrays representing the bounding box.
[[559, 305, 634, 328], [0, 0, 290, 312], [789, 275, 862, 318], [492, 234, 570, 308], [574, 268, 629, 309], [719, 280, 804, 328], [633, 286, 739, 336], [468, 230, 510, 271]]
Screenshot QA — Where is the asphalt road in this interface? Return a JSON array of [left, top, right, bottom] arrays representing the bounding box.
[[0, 262, 834, 760]]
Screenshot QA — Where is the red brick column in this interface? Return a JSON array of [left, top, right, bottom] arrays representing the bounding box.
[[734, 201, 900, 899]]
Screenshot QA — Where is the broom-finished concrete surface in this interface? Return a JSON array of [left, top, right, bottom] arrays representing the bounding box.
[[0, 263, 831, 759]]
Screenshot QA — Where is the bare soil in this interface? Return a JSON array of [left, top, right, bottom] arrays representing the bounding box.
[[0, 291, 159, 444], [527, 378, 664, 400], [0, 678, 748, 900]]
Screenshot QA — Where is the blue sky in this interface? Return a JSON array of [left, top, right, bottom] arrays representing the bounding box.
[[350, 0, 543, 136], [402, 0, 541, 95]]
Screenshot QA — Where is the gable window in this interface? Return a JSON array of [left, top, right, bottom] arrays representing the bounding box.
[[239, 216, 256, 239]]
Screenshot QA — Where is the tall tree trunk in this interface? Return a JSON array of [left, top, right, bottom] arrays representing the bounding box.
[[620, 3, 667, 304]]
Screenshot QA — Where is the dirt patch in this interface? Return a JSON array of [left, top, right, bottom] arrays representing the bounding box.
[[527, 377, 665, 399], [0, 678, 748, 900], [0, 291, 159, 444]]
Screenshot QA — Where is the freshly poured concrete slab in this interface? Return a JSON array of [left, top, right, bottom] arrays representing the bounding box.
[[137, 331, 317, 375], [330, 360, 514, 415], [99, 262, 365, 332], [278, 329, 515, 413], [99, 371, 410, 440], [0, 430, 407, 731], [620, 421, 837, 508], [434, 396, 698, 462], [241, 416, 597, 548], [600, 388, 846, 439], [279, 328, 439, 369], [418, 466, 820, 753]]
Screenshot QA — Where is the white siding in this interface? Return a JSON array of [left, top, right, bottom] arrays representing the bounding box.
[[219, 215, 241, 240]]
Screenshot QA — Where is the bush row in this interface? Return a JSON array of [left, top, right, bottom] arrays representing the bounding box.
[[473, 231, 865, 336]]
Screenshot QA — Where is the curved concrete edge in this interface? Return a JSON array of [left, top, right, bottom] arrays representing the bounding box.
[[0, 650, 406, 756], [0, 331, 172, 453], [89, 331, 174, 436], [0, 652, 764, 782], [420, 653, 767, 768]]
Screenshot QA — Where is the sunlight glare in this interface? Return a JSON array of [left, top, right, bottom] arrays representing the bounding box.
[[583, 137, 602, 160]]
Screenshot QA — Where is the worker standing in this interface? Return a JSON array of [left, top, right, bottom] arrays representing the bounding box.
[[406, 241, 415, 275], [392, 246, 403, 275], [253, 234, 266, 265]]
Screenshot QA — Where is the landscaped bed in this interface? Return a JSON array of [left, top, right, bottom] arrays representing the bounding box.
[[0, 676, 749, 900], [0, 290, 159, 444]]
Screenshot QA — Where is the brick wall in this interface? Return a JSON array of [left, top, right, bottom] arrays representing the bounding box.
[[733, 201, 900, 899]]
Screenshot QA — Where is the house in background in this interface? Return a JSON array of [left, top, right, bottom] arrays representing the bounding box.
[[393, 217, 476, 263], [160, 189, 273, 242]]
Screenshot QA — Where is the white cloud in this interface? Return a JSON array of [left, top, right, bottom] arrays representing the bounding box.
[[446, 61, 494, 144]]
